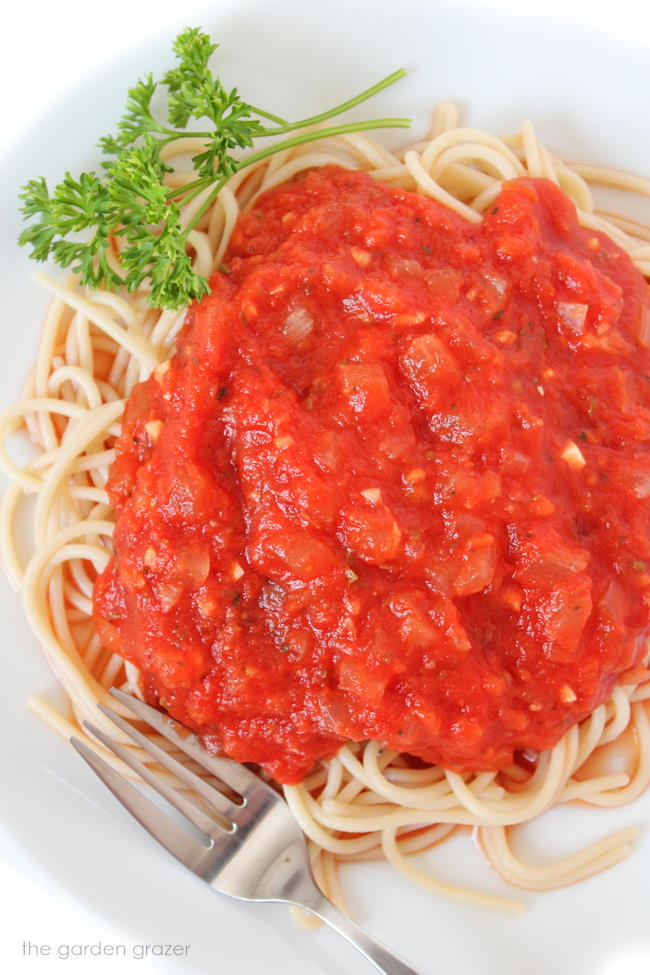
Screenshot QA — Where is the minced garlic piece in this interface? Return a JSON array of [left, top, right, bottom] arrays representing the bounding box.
[[561, 441, 586, 469]]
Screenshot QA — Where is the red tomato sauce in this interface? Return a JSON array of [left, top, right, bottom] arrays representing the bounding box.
[[94, 167, 650, 784]]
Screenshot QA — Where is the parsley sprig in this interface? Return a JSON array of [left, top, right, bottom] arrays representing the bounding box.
[[18, 28, 409, 309]]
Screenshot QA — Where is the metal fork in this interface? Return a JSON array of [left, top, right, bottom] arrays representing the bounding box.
[[71, 689, 426, 975]]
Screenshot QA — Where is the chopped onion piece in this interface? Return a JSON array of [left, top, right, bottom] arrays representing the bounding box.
[[181, 547, 211, 588], [561, 441, 586, 469], [557, 301, 588, 335], [361, 487, 382, 503], [157, 546, 211, 611], [483, 272, 507, 296], [158, 580, 184, 612], [284, 305, 313, 343]]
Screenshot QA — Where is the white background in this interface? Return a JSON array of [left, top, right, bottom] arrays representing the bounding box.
[[2, 0, 650, 154], [2, 1, 650, 973]]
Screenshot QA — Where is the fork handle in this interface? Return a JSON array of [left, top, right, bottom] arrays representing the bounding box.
[[303, 893, 428, 975]]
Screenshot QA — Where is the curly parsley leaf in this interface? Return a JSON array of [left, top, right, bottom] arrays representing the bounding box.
[[18, 27, 409, 309], [99, 74, 159, 157], [19, 171, 118, 287]]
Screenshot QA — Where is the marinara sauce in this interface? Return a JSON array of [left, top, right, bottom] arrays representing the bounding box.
[[94, 167, 650, 784]]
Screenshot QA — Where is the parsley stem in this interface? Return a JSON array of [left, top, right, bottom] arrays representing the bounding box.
[[239, 117, 412, 165], [248, 105, 289, 126], [261, 68, 408, 135], [181, 176, 230, 239], [167, 175, 213, 200]]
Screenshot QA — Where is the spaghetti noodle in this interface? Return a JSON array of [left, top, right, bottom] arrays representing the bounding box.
[[2, 103, 650, 918]]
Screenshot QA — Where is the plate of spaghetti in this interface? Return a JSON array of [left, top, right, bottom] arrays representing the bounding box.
[[2, 1, 650, 973]]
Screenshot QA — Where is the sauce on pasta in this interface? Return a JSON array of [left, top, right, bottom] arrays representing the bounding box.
[[94, 167, 650, 784]]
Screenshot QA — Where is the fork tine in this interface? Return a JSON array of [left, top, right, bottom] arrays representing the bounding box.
[[70, 736, 206, 869], [109, 688, 271, 799], [96, 702, 244, 821], [83, 720, 229, 839]]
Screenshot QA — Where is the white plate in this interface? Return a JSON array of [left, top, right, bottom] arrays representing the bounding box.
[[2, 2, 650, 973]]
